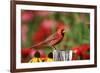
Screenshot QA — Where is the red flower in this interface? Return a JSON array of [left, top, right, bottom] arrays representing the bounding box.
[[30, 49, 37, 57], [38, 50, 46, 58], [80, 44, 90, 52], [32, 19, 56, 47], [32, 29, 45, 44], [40, 19, 55, 29], [82, 54, 90, 59], [21, 48, 32, 57], [21, 11, 34, 22], [21, 24, 29, 44], [72, 44, 90, 60], [72, 46, 81, 56], [80, 44, 90, 59], [30, 50, 46, 59]]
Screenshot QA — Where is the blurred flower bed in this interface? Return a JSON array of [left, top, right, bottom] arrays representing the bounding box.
[[21, 10, 90, 63]]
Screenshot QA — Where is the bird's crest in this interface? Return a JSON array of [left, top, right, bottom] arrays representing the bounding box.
[[56, 22, 65, 30]]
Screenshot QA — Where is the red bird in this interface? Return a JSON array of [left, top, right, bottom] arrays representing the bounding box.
[[31, 22, 69, 49]]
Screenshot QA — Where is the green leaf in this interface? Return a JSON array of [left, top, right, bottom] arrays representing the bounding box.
[[66, 41, 75, 48], [43, 46, 53, 55]]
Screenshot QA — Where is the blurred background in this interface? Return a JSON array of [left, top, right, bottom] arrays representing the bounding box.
[[21, 10, 90, 63]]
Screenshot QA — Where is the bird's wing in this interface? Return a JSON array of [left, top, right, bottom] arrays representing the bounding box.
[[44, 32, 58, 42], [31, 40, 46, 48], [48, 33, 62, 46], [31, 32, 57, 48]]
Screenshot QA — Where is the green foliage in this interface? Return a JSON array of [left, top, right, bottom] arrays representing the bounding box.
[[55, 13, 90, 48], [25, 16, 43, 47], [21, 11, 90, 52]]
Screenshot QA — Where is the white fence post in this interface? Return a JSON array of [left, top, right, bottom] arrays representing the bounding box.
[[53, 49, 72, 61]]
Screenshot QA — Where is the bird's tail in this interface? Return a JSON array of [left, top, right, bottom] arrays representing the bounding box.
[[30, 40, 46, 49]]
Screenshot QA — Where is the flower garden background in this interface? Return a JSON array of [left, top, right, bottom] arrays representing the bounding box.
[[21, 10, 90, 63]]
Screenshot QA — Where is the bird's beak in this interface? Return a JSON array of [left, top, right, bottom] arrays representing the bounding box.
[[63, 30, 66, 33]]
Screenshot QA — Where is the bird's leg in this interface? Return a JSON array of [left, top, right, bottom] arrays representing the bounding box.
[[48, 44, 56, 50], [51, 46, 56, 50]]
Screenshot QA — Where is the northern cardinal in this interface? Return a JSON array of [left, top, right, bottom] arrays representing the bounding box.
[[31, 22, 69, 49]]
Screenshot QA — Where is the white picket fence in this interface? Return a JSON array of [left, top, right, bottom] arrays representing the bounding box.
[[53, 49, 72, 61]]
